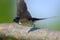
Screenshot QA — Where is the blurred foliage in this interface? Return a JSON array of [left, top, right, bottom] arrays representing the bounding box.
[[0, 0, 16, 23]]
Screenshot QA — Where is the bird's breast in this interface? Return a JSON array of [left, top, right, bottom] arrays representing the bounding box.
[[19, 20, 33, 27]]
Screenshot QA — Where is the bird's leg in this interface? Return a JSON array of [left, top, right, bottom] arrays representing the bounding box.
[[28, 23, 40, 33], [31, 22, 35, 27], [33, 23, 36, 28], [31, 22, 36, 28]]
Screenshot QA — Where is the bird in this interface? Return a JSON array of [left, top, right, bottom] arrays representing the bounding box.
[[13, 0, 56, 32], [13, 0, 49, 27]]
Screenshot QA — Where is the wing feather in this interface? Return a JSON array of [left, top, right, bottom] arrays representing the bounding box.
[[17, 0, 32, 19]]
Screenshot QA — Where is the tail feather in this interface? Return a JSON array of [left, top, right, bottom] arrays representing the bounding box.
[[28, 16, 56, 22]]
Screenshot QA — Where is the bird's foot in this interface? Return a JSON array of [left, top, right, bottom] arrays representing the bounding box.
[[28, 27, 40, 33]]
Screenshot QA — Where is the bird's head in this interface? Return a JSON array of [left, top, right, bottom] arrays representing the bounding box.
[[13, 17, 20, 23]]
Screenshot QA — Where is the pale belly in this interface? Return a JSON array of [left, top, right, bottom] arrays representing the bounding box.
[[19, 21, 33, 27]]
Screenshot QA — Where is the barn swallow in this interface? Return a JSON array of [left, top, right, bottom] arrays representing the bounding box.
[[13, 0, 56, 32]]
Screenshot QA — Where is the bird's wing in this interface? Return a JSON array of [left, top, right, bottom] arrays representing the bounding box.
[[17, 0, 32, 19]]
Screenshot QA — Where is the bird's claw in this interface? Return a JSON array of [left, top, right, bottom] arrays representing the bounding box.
[[28, 27, 40, 33]]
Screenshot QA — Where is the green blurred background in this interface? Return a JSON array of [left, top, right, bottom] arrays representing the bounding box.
[[0, 0, 16, 23]]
